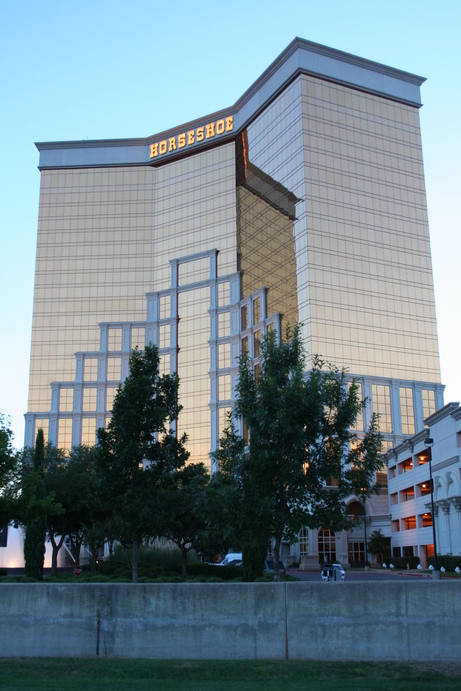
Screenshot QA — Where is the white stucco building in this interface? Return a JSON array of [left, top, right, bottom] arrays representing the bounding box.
[[385, 402, 461, 567]]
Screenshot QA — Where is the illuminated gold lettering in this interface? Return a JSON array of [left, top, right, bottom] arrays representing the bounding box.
[[178, 133, 186, 148], [226, 116, 234, 132], [206, 122, 215, 139], [168, 137, 177, 152], [150, 143, 158, 158], [159, 140, 167, 155], [187, 130, 195, 145], [216, 119, 225, 134], [196, 126, 204, 142]]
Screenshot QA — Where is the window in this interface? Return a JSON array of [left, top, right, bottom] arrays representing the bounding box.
[[81, 418, 96, 446], [318, 528, 336, 563], [106, 387, 118, 412], [349, 382, 363, 431], [82, 388, 97, 412], [219, 375, 231, 401], [0, 525, 8, 548], [400, 388, 415, 434], [107, 358, 121, 382], [254, 362, 262, 382], [218, 282, 229, 307], [299, 527, 309, 557], [218, 312, 230, 338], [34, 419, 49, 443], [159, 354, 170, 376], [254, 330, 261, 358], [218, 343, 230, 369], [253, 297, 260, 324], [131, 327, 145, 350], [159, 324, 170, 349], [59, 388, 74, 412], [218, 407, 231, 436], [403, 516, 416, 530], [402, 546, 414, 557], [57, 418, 72, 454], [422, 389, 436, 420], [241, 336, 248, 355], [84, 358, 98, 382], [159, 295, 170, 319], [348, 541, 365, 563], [372, 384, 392, 433], [108, 328, 122, 351], [421, 513, 433, 527], [241, 304, 248, 331]]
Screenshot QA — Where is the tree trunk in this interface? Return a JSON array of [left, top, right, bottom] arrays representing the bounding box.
[[49, 531, 66, 575], [273, 534, 282, 582], [132, 539, 138, 582], [181, 547, 187, 577]]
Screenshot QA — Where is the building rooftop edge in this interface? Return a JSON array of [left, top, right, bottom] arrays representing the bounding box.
[[35, 37, 426, 161]]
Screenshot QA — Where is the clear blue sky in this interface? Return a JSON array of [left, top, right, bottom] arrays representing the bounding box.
[[1, 0, 460, 447]]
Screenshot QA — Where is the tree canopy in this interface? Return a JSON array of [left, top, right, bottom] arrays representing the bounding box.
[[0, 413, 19, 528], [96, 344, 189, 581], [214, 326, 383, 580]]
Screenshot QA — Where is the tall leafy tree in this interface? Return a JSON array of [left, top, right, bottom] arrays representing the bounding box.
[[23, 430, 48, 579], [162, 462, 209, 576], [0, 413, 19, 528], [97, 344, 188, 582], [218, 326, 383, 581], [45, 445, 104, 573]]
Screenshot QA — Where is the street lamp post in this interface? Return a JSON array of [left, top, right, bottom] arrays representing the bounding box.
[[424, 436, 439, 577], [362, 500, 369, 568]]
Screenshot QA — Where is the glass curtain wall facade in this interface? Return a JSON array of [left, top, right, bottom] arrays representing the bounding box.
[[24, 38, 446, 565]]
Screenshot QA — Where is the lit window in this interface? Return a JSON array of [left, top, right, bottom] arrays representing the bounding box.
[[422, 390, 436, 420], [82, 388, 97, 412], [372, 384, 392, 433], [254, 330, 261, 358], [81, 418, 96, 446], [160, 295, 170, 319], [219, 375, 231, 401], [218, 312, 230, 338], [108, 329, 122, 352], [59, 388, 74, 413], [218, 343, 230, 369], [218, 282, 230, 307], [107, 358, 121, 382], [159, 324, 170, 349], [131, 327, 145, 350], [241, 304, 248, 332], [84, 359, 98, 382], [400, 388, 415, 434]]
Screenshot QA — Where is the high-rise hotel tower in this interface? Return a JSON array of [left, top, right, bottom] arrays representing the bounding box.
[[25, 38, 444, 472]]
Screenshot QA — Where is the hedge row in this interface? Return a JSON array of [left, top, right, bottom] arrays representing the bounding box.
[[383, 556, 420, 569], [427, 555, 461, 571]]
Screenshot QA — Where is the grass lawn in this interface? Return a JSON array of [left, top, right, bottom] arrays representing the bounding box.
[[1, 659, 460, 690]]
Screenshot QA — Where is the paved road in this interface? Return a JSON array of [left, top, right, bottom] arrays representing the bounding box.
[[286, 568, 442, 582]]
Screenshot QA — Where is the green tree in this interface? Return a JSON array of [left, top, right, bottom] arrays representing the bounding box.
[[163, 462, 209, 576], [367, 529, 389, 566], [45, 445, 105, 573], [220, 326, 383, 581], [97, 344, 189, 582], [23, 430, 48, 579], [0, 413, 19, 528], [211, 418, 270, 580]]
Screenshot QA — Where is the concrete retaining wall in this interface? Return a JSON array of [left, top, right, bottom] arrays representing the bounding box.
[[1, 582, 460, 660]]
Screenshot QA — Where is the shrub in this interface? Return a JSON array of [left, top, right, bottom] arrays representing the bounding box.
[[387, 556, 420, 569], [0, 568, 8, 577], [427, 555, 461, 571]]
